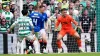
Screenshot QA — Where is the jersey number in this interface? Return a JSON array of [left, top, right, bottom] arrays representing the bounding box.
[[19, 23, 27, 30], [33, 19, 37, 25], [23, 23, 27, 29]]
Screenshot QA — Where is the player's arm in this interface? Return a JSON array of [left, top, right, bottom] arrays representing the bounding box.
[[44, 14, 48, 30], [29, 18, 34, 34], [71, 18, 78, 26], [55, 17, 61, 29], [7, 19, 18, 33], [70, 16, 80, 29]]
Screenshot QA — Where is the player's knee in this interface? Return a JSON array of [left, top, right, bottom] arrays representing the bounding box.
[[39, 39, 42, 43], [75, 35, 80, 39], [42, 35, 47, 42], [43, 39, 47, 43], [57, 35, 62, 40], [57, 37, 60, 40], [73, 32, 80, 39], [77, 36, 80, 39]]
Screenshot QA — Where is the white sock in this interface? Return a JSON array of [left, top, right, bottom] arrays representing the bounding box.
[[16, 41, 21, 54], [33, 39, 40, 53], [21, 38, 26, 54]]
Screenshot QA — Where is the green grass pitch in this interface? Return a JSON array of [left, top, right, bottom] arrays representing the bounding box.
[[0, 53, 100, 56]]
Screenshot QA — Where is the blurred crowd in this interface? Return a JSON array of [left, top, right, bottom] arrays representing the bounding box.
[[0, 0, 96, 34]]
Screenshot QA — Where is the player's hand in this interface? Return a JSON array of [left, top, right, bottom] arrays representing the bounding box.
[[75, 26, 80, 30], [77, 26, 81, 29]]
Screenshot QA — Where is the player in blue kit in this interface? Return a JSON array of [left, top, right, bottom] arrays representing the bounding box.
[[39, 5, 48, 53], [29, 5, 48, 53], [29, 6, 43, 33], [29, 6, 43, 54]]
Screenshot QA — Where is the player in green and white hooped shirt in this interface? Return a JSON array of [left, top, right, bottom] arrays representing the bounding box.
[[8, 9, 39, 54]]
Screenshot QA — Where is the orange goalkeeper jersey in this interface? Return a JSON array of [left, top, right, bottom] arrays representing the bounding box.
[[56, 14, 78, 30]]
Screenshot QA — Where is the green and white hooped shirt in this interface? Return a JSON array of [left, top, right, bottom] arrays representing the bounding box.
[[11, 16, 34, 37]]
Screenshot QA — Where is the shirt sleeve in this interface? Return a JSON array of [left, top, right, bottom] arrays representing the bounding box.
[[70, 15, 78, 26], [55, 17, 61, 28], [29, 18, 34, 29], [29, 13, 32, 18], [10, 18, 19, 28]]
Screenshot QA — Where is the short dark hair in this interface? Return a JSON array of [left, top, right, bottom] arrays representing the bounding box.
[[34, 6, 38, 10], [61, 8, 67, 12], [21, 9, 28, 15]]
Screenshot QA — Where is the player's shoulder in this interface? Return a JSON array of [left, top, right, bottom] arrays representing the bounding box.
[[31, 12, 39, 15], [66, 14, 72, 18], [57, 15, 62, 19], [43, 12, 47, 14], [42, 12, 47, 16], [31, 12, 38, 15], [19, 16, 31, 19], [27, 16, 31, 19], [26, 16, 32, 20], [66, 14, 73, 20]]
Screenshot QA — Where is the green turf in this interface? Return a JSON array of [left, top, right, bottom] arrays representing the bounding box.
[[0, 53, 100, 56]]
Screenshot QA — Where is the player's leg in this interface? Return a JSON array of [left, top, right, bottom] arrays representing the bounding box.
[[16, 36, 26, 54], [56, 30, 66, 53], [25, 39, 29, 54], [16, 39, 21, 54], [70, 29, 84, 52], [32, 35, 40, 54], [28, 33, 40, 54], [21, 38, 26, 54], [40, 29, 48, 53], [28, 34, 40, 53], [38, 29, 47, 53]]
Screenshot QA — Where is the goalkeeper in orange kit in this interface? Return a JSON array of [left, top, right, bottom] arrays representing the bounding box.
[[55, 8, 84, 53]]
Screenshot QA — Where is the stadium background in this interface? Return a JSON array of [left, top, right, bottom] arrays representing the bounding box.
[[0, 0, 99, 55]]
